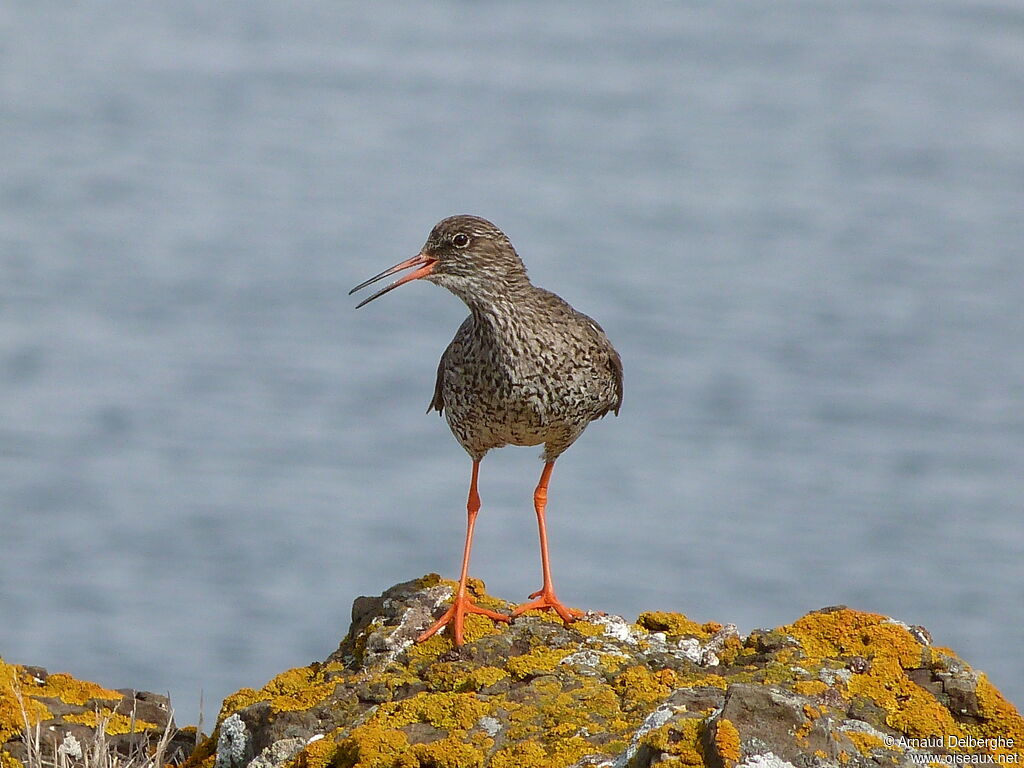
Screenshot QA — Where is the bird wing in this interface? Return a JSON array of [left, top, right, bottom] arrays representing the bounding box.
[[580, 313, 623, 418], [605, 340, 624, 417], [428, 315, 473, 415], [428, 352, 446, 415]]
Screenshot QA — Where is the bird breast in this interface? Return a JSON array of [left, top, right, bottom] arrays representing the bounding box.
[[438, 307, 617, 452]]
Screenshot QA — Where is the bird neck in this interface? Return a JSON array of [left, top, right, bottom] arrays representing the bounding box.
[[453, 273, 535, 316], [463, 278, 541, 333]]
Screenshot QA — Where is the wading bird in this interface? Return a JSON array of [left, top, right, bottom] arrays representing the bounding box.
[[351, 215, 622, 645]]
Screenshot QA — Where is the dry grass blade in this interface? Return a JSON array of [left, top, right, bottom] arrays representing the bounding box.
[[12, 686, 44, 768], [11, 683, 179, 768]]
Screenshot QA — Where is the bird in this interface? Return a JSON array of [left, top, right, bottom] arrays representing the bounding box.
[[350, 215, 622, 646]]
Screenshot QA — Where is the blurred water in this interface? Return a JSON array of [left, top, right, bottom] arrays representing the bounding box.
[[1, 1, 1022, 725]]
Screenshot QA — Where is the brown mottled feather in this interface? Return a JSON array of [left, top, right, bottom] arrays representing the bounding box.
[[352, 214, 621, 639], [416, 216, 622, 463]]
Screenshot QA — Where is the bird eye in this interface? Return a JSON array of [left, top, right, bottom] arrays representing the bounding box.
[[452, 233, 470, 248]]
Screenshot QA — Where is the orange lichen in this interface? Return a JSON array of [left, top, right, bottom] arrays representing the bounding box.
[[784, 611, 919, 666], [424, 663, 508, 693], [505, 676, 622, 745], [323, 689, 495, 767], [374, 691, 491, 732], [219, 663, 347, 721], [964, 674, 1024, 760], [505, 649, 572, 681], [795, 704, 817, 744], [489, 741, 547, 768], [637, 612, 717, 639], [802, 703, 823, 720], [408, 735, 486, 767], [613, 666, 676, 711], [673, 672, 728, 690], [180, 733, 218, 768], [713, 718, 742, 766], [63, 710, 159, 735], [845, 730, 886, 757], [716, 635, 745, 666], [284, 733, 340, 768], [462, 614, 508, 645], [263, 667, 336, 708], [793, 680, 829, 696], [1, 660, 49, 745], [783, 609, 960, 739], [567, 619, 605, 638], [732, 661, 802, 687], [643, 719, 705, 766], [333, 722, 410, 768], [490, 734, 593, 768], [219, 687, 265, 720], [405, 633, 451, 668], [30, 673, 121, 707], [1, 658, 147, 744]]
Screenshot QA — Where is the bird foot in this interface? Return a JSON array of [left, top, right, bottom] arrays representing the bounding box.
[[416, 593, 510, 646], [511, 587, 584, 623]]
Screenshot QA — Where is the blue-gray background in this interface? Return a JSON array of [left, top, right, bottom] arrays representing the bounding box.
[[2, 2, 1022, 725]]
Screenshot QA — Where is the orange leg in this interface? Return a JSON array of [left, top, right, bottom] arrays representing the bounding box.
[[417, 459, 510, 645], [512, 460, 584, 623]]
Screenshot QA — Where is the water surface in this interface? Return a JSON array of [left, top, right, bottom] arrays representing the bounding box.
[[1, 1, 1022, 723]]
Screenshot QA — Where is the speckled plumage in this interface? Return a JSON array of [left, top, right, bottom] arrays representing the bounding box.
[[350, 214, 623, 643], [430, 281, 621, 464], [417, 216, 621, 462]]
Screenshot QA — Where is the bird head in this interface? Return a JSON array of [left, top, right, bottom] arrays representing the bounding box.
[[350, 215, 528, 308]]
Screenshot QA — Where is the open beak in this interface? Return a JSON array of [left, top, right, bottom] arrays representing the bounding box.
[[349, 252, 438, 308]]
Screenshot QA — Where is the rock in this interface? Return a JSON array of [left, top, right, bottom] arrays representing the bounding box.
[[177, 575, 1024, 768], [0, 658, 196, 768]]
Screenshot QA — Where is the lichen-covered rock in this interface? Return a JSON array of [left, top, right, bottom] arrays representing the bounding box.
[[0, 657, 195, 768], [183, 575, 1023, 768]]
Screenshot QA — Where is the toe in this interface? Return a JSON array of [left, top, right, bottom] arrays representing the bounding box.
[[416, 596, 509, 645], [511, 591, 583, 623]]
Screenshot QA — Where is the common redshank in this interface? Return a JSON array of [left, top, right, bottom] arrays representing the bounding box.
[[350, 215, 623, 646]]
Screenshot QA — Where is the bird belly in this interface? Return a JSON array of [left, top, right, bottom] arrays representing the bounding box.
[[438, 326, 617, 459], [442, 373, 603, 458], [443, 385, 549, 452]]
